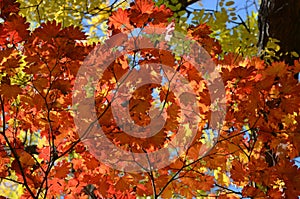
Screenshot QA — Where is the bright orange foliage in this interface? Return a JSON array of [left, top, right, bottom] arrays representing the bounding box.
[[0, 0, 300, 198]]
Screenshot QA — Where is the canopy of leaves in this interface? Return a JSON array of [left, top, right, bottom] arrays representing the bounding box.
[[0, 0, 300, 198], [16, 0, 128, 42]]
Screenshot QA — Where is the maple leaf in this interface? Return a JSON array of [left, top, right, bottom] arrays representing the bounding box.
[[230, 161, 248, 183], [115, 174, 134, 192], [13, 150, 35, 170], [85, 156, 100, 169], [32, 21, 62, 42], [1, 1, 300, 199], [0, 14, 29, 46], [54, 162, 70, 178], [267, 188, 284, 199], [150, 5, 173, 24], [129, 0, 155, 27], [275, 160, 300, 198], [0, 0, 20, 19], [242, 185, 265, 198], [264, 61, 287, 78], [0, 84, 22, 99], [0, 156, 9, 177], [131, 0, 154, 14], [59, 26, 86, 41], [109, 8, 133, 31], [52, 79, 72, 95]]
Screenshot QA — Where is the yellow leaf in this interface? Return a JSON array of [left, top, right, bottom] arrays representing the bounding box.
[[291, 51, 299, 57], [225, 1, 235, 6], [282, 112, 297, 127]]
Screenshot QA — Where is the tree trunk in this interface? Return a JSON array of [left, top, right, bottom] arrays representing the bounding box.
[[258, 0, 300, 65]]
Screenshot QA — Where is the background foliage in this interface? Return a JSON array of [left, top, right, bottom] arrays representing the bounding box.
[[0, 0, 300, 198]]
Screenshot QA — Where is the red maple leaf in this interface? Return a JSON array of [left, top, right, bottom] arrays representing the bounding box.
[[109, 8, 133, 31], [0, 14, 29, 46]]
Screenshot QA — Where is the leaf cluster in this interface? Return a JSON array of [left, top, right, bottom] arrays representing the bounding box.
[[0, 0, 300, 199]]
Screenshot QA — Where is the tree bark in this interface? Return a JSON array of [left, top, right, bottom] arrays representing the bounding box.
[[258, 0, 300, 65]]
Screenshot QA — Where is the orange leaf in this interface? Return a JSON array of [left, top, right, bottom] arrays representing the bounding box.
[[109, 8, 133, 30], [54, 162, 70, 178]]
